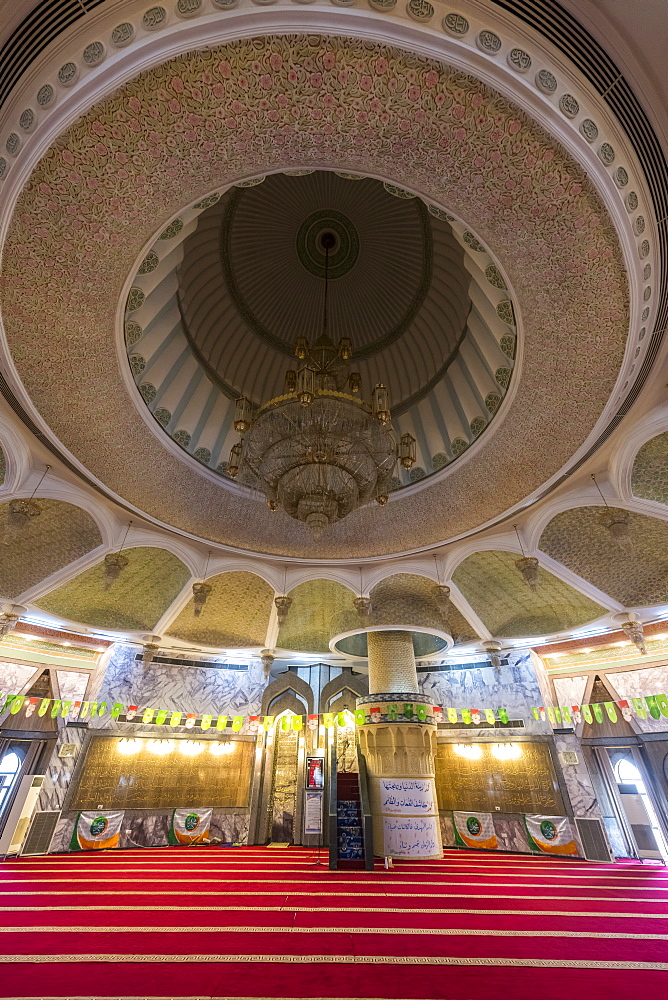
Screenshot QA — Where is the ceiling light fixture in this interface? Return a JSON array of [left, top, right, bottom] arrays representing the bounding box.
[[353, 566, 371, 617], [3, 465, 51, 545], [274, 566, 292, 626], [612, 612, 647, 655], [513, 525, 540, 590], [591, 474, 634, 556], [103, 521, 132, 590], [226, 231, 415, 532]]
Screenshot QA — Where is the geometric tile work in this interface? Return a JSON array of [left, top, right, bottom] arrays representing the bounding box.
[[166, 571, 274, 648], [277, 579, 357, 653], [0, 499, 102, 599], [35, 546, 190, 631], [452, 549, 605, 637], [631, 432, 668, 504], [539, 506, 668, 607]]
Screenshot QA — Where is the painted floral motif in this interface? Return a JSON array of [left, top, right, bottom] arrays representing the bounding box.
[[470, 416, 487, 436], [451, 438, 469, 457], [495, 367, 512, 389], [139, 383, 157, 403], [0, 35, 629, 558], [193, 447, 212, 465], [500, 335, 516, 359], [485, 392, 501, 413], [159, 219, 184, 240], [172, 429, 191, 448], [128, 355, 145, 377], [154, 408, 171, 427], [432, 452, 448, 470]]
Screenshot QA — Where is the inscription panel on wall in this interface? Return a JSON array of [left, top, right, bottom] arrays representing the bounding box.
[[70, 736, 254, 810], [434, 741, 565, 815]]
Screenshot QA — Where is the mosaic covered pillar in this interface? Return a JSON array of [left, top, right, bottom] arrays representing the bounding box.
[[357, 629, 442, 860]]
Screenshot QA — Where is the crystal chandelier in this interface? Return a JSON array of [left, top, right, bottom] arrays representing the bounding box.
[[226, 232, 415, 532]]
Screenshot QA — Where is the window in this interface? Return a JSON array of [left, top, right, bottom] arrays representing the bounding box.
[[0, 751, 21, 814], [614, 757, 668, 862]]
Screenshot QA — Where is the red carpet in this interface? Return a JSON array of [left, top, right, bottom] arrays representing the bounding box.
[[1, 846, 667, 999]]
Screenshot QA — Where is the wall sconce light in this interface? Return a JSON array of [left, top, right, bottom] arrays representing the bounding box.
[[179, 741, 204, 756], [117, 738, 142, 755], [453, 744, 482, 759], [147, 739, 174, 756], [210, 742, 235, 756]]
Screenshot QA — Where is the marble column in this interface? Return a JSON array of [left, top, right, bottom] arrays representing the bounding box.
[[357, 629, 442, 859]]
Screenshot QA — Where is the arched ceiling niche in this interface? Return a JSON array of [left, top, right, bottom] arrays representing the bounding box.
[[34, 546, 191, 631], [277, 579, 357, 653], [538, 507, 668, 608], [0, 499, 102, 600], [0, 35, 630, 559], [452, 549, 606, 638], [166, 571, 274, 648], [631, 432, 668, 506]]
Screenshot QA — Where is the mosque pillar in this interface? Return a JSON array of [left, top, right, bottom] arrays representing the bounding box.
[[356, 629, 443, 860]]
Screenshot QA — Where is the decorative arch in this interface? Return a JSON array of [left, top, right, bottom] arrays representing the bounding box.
[[452, 549, 606, 638], [631, 432, 668, 506], [261, 672, 314, 717], [538, 507, 668, 608], [166, 570, 274, 648], [0, 498, 102, 600], [34, 546, 191, 631], [320, 668, 368, 714], [277, 579, 357, 654]]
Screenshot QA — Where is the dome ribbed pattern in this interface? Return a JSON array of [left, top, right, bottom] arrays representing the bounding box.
[[124, 172, 517, 488]]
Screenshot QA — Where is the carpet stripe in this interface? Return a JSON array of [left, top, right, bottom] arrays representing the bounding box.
[[4, 954, 668, 970], [2, 904, 667, 918], [3, 925, 667, 940], [1, 888, 664, 903]]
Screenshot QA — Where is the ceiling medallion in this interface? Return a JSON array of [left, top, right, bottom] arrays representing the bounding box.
[[227, 232, 416, 532]]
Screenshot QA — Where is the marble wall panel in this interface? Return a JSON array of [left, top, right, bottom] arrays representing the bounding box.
[[604, 664, 668, 734], [37, 726, 87, 812], [493, 816, 531, 853], [55, 670, 90, 703], [120, 811, 170, 849], [49, 814, 76, 853], [419, 651, 550, 734], [553, 675, 588, 709], [92, 644, 267, 731], [552, 732, 602, 822], [439, 812, 456, 848], [210, 809, 250, 844], [0, 659, 38, 696]]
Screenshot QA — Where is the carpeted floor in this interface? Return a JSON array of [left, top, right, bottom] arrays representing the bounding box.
[[1, 845, 667, 999]]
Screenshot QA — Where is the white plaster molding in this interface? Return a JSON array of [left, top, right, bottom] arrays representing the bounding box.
[[610, 401, 668, 506], [0, 2, 657, 565]]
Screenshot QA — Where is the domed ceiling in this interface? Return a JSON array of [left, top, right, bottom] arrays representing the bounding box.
[[0, 34, 632, 559], [126, 169, 515, 493]]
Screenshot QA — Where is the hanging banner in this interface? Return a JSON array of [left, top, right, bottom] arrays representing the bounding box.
[[304, 790, 323, 835], [69, 811, 124, 852], [168, 807, 213, 846], [524, 815, 578, 856], [453, 810, 498, 850]]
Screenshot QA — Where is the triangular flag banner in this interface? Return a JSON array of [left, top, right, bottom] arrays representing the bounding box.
[[582, 704, 593, 723], [484, 709, 496, 725], [593, 703, 604, 723], [605, 701, 618, 722], [524, 814, 578, 856], [656, 694, 668, 718], [453, 811, 498, 850], [645, 695, 660, 720], [69, 811, 124, 852], [168, 807, 212, 846]]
